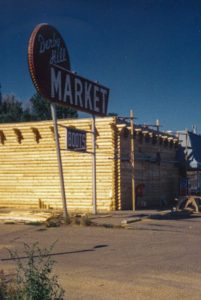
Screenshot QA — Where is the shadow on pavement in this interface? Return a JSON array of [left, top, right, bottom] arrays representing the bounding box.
[[1, 244, 108, 262], [149, 211, 201, 221]]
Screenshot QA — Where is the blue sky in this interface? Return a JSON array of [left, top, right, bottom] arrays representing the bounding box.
[[1, 0, 201, 131]]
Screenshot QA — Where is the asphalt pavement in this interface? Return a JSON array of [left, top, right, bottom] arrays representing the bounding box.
[[1, 209, 201, 299]]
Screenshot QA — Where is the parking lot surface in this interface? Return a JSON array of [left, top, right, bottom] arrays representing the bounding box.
[[1, 212, 201, 300]]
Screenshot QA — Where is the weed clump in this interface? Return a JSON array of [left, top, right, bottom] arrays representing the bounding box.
[[80, 215, 92, 226], [0, 242, 64, 300]]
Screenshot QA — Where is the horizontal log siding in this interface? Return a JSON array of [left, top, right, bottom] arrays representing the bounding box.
[[0, 117, 117, 212], [117, 127, 132, 210], [134, 134, 179, 207], [0, 117, 179, 211], [117, 126, 179, 209]]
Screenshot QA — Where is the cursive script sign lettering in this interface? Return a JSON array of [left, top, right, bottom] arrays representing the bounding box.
[[38, 32, 67, 65], [38, 33, 60, 53]]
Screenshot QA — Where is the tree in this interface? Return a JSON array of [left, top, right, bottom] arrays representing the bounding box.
[[30, 93, 52, 120], [108, 112, 118, 116], [0, 92, 78, 123], [30, 93, 78, 120], [0, 94, 24, 123]]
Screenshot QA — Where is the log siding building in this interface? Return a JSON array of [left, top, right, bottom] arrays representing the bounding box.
[[0, 117, 179, 212]]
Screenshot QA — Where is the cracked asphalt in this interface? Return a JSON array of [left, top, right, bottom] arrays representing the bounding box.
[[1, 212, 201, 300]]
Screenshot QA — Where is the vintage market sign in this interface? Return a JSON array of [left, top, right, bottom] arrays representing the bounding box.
[[28, 23, 109, 116]]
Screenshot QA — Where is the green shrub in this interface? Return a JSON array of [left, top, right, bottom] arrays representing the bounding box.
[[2, 243, 64, 300], [0, 270, 7, 299], [0, 269, 18, 300]]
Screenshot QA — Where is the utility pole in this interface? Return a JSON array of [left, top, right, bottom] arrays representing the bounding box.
[[156, 119, 160, 133], [130, 110, 136, 211], [92, 114, 97, 214]]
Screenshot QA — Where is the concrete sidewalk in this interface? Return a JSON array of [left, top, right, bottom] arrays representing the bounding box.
[[89, 209, 171, 227], [0, 208, 61, 224], [0, 207, 171, 227]]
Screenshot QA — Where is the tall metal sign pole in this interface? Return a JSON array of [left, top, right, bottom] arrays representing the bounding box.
[[130, 110, 136, 211], [28, 23, 109, 216], [51, 103, 68, 221], [92, 115, 97, 214]]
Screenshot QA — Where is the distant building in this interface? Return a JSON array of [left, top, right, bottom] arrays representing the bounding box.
[[178, 130, 201, 195]]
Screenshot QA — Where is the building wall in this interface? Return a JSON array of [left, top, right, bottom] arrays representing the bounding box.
[[0, 117, 117, 212], [0, 117, 180, 211], [118, 127, 180, 208]]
